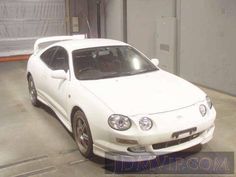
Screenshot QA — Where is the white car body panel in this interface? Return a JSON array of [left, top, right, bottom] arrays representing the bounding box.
[[27, 37, 216, 161], [80, 70, 206, 116]]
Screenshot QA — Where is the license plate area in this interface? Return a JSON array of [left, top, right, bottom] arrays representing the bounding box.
[[172, 127, 197, 139]]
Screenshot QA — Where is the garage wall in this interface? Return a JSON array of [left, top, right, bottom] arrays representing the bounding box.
[[179, 0, 236, 95], [71, 0, 85, 34], [104, 0, 124, 41], [75, 0, 106, 38], [0, 0, 67, 57], [127, 0, 175, 58]]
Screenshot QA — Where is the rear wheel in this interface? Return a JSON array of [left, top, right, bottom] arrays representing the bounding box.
[[72, 110, 93, 158], [28, 75, 40, 107]]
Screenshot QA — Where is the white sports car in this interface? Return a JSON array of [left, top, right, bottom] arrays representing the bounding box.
[[27, 35, 216, 161]]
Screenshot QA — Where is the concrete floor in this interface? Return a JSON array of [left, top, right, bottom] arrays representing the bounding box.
[[0, 61, 235, 177]]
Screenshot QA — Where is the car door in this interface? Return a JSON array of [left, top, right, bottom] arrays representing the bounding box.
[[45, 46, 70, 120]]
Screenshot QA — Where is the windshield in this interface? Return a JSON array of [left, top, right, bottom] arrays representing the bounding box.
[[72, 46, 158, 80]]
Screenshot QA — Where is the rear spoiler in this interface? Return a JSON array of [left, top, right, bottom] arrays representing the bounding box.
[[33, 34, 86, 54]]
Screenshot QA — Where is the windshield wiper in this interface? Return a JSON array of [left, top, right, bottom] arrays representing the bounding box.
[[97, 72, 120, 79], [120, 68, 156, 76], [81, 69, 157, 80]]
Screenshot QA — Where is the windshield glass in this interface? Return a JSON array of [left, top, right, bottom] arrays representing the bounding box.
[[72, 46, 158, 80]]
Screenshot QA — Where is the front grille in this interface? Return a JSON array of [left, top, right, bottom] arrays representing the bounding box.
[[152, 132, 202, 150]]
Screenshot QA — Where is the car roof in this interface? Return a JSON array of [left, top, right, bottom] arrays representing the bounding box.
[[55, 38, 129, 52]]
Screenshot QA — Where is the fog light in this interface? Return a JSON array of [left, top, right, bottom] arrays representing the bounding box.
[[128, 146, 146, 153]]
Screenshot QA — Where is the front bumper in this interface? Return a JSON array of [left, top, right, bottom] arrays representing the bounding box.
[[93, 124, 215, 162], [93, 105, 216, 162]]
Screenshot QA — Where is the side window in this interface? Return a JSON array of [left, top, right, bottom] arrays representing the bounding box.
[[40, 47, 57, 66], [50, 47, 69, 72]]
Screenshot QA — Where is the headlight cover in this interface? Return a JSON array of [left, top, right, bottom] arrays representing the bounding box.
[[199, 104, 207, 117], [206, 96, 213, 109], [108, 114, 131, 131], [139, 117, 153, 131]]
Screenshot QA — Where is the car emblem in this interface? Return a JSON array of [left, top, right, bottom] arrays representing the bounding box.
[[177, 115, 183, 119]]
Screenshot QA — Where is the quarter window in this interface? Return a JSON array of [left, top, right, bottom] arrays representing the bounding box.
[[40, 47, 57, 66]]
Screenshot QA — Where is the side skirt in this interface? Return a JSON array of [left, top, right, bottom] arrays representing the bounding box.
[[37, 95, 72, 132]]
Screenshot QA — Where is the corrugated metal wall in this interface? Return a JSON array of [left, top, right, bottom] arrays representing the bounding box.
[[0, 0, 67, 56]]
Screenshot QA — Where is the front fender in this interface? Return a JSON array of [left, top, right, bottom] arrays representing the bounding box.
[[68, 82, 114, 142]]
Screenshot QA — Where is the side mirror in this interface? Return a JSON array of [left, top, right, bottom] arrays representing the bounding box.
[[51, 70, 67, 80], [151, 58, 159, 67]]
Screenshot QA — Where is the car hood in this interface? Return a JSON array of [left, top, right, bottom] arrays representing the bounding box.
[[80, 70, 206, 116]]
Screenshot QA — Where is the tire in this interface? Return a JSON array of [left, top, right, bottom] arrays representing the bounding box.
[[28, 75, 40, 107], [72, 110, 93, 158]]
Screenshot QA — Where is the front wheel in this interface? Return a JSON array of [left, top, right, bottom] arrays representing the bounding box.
[[28, 75, 40, 107], [72, 110, 93, 158]]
